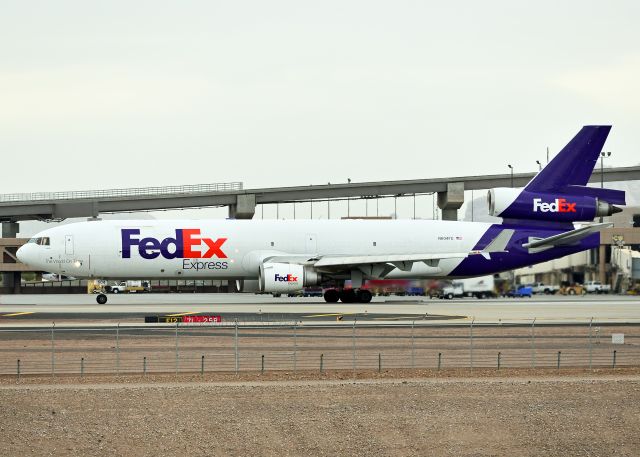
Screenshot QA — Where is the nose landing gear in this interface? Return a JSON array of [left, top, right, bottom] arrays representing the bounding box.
[[323, 288, 372, 303]]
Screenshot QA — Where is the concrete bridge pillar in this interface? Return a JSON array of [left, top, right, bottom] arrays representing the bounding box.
[[1, 222, 21, 292], [437, 182, 465, 221], [229, 194, 256, 219]]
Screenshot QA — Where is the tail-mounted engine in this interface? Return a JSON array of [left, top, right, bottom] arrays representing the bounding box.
[[488, 188, 621, 222]]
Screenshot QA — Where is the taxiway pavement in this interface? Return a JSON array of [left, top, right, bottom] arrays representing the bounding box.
[[0, 293, 639, 326]]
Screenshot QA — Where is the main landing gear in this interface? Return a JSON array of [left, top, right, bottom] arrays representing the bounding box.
[[323, 288, 372, 304]]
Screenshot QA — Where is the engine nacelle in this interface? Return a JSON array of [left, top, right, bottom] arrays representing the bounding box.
[[235, 279, 261, 293], [488, 188, 620, 222], [259, 262, 320, 293]]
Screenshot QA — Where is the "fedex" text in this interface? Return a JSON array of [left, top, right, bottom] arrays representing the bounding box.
[[532, 198, 577, 213], [121, 229, 228, 260]]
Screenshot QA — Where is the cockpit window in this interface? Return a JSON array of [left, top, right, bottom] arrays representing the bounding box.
[[28, 237, 50, 246]]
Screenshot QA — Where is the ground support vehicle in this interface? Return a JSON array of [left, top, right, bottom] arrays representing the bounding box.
[[530, 282, 560, 294], [559, 284, 586, 295], [505, 286, 533, 298], [584, 281, 611, 294]]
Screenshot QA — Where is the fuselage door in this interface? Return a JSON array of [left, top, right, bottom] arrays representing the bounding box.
[[305, 233, 317, 254], [65, 235, 74, 255]]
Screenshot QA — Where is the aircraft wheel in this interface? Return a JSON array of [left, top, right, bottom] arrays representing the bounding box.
[[339, 289, 357, 303], [357, 289, 372, 303], [96, 294, 108, 305], [324, 289, 339, 303]]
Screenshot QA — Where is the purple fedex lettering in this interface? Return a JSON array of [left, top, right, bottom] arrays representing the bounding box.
[[121, 229, 185, 259], [121, 229, 140, 259]]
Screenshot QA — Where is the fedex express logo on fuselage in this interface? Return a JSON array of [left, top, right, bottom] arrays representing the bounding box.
[[121, 229, 228, 260], [532, 198, 577, 213], [274, 273, 298, 283]]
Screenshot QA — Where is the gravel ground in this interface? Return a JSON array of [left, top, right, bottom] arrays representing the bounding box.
[[1, 370, 639, 457]]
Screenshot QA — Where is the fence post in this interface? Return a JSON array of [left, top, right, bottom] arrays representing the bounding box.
[[411, 320, 415, 368], [320, 353, 324, 373], [497, 352, 501, 370], [51, 322, 55, 377], [438, 352, 442, 371], [143, 356, 147, 376], [557, 351, 561, 370], [234, 319, 239, 375], [293, 322, 297, 373], [17, 359, 20, 381], [352, 320, 356, 376], [175, 322, 179, 375], [470, 318, 475, 370], [116, 323, 120, 375], [201, 355, 205, 375], [81, 357, 84, 378], [261, 354, 265, 374], [612, 350, 617, 369], [588, 317, 593, 370], [378, 353, 382, 373], [531, 318, 536, 368]]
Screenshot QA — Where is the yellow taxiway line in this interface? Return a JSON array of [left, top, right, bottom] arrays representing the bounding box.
[[302, 312, 358, 318], [165, 312, 199, 317], [3, 312, 35, 317]]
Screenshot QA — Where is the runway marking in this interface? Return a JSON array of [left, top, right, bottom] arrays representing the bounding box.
[[165, 312, 199, 317], [3, 312, 35, 317], [302, 313, 357, 318]]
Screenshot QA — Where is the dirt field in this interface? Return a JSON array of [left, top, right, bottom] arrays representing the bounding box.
[[1, 369, 639, 457]]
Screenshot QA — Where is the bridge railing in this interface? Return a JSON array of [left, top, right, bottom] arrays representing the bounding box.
[[0, 182, 243, 203]]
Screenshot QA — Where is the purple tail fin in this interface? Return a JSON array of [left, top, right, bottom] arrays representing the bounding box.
[[489, 125, 625, 224], [524, 125, 625, 205]]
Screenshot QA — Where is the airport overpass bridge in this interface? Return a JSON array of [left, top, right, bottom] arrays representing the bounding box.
[[1, 166, 639, 224], [1, 166, 639, 290]]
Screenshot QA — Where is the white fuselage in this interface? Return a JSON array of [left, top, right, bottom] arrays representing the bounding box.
[[17, 219, 493, 280]]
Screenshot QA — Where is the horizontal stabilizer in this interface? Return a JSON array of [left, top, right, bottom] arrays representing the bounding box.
[[522, 223, 611, 251]]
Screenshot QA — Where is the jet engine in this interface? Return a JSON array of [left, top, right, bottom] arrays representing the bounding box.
[[235, 279, 261, 293], [487, 188, 621, 222], [259, 262, 321, 293]]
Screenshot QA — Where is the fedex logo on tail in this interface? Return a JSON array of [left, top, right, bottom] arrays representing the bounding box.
[[121, 229, 227, 260], [532, 198, 577, 213], [274, 273, 298, 283]]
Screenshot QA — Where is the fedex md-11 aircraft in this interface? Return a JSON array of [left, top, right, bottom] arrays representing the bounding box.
[[17, 126, 625, 304]]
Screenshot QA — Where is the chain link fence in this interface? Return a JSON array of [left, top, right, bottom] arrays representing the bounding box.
[[0, 321, 637, 378]]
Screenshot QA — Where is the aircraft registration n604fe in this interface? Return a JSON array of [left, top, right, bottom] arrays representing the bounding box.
[[17, 126, 625, 304]]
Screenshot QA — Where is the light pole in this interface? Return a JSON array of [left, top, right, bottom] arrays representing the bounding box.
[[600, 151, 611, 189], [507, 164, 514, 187], [600, 151, 611, 223], [536, 160, 542, 171]]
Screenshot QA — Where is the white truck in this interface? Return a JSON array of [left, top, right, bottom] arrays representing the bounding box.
[[439, 275, 496, 299], [584, 281, 611, 294], [530, 282, 560, 295], [107, 280, 151, 294]]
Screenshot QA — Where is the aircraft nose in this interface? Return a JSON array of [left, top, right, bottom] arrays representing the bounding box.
[[16, 245, 26, 263], [16, 244, 33, 266]]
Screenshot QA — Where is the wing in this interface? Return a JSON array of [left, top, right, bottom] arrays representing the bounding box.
[[263, 229, 514, 277]]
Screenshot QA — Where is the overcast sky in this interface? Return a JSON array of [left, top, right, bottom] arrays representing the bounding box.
[[2, 1, 639, 202]]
